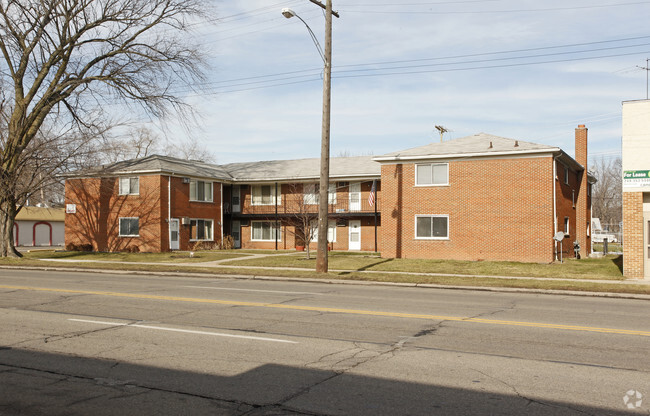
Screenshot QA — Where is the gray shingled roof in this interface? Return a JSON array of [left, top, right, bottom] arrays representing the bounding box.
[[72, 154, 233, 180], [375, 133, 560, 161], [70, 154, 380, 182], [222, 155, 380, 181]]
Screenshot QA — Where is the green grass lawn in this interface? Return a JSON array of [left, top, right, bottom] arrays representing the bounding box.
[[1, 250, 643, 295], [220, 251, 625, 280], [23, 250, 248, 263]]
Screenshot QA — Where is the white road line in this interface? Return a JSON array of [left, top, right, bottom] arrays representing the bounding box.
[[68, 319, 298, 344], [184, 286, 322, 295]]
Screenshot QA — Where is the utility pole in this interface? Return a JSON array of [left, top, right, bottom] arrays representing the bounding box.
[[316, 0, 334, 273], [638, 58, 649, 100], [282, 0, 337, 273]]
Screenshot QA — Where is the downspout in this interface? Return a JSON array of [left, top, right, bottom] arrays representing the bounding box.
[[168, 175, 172, 251], [275, 182, 278, 251], [220, 183, 224, 245], [553, 157, 558, 261]]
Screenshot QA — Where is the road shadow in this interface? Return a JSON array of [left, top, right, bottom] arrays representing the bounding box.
[[0, 347, 636, 416]]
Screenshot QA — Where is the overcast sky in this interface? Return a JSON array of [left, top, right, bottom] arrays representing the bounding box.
[[158, 0, 650, 164]]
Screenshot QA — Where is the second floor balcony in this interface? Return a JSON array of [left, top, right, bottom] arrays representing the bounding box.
[[227, 194, 380, 217]]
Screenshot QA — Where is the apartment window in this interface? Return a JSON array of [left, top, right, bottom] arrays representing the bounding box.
[[304, 184, 318, 205], [564, 217, 570, 235], [416, 163, 448, 186], [252, 185, 280, 205], [251, 221, 281, 241], [118, 217, 139, 237], [415, 215, 449, 239], [190, 180, 213, 202], [303, 183, 336, 205], [310, 220, 336, 242], [190, 219, 213, 241], [564, 166, 569, 185], [118, 177, 139, 195]]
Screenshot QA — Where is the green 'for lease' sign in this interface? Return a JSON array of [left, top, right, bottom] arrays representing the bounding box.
[[624, 170, 650, 187]]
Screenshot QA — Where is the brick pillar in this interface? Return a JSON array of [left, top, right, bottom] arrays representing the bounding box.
[[574, 125, 589, 255], [623, 192, 644, 278]]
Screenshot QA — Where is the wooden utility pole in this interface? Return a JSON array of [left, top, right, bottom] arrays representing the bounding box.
[[638, 58, 650, 100], [316, 0, 334, 273]]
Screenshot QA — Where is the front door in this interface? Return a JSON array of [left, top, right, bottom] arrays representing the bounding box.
[[349, 220, 361, 251], [170, 218, 180, 250], [349, 182, 361, 212], [232, 220, 241, 249]]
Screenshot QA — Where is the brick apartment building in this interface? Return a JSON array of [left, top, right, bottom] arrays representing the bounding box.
[[65, 127, 592, 263], [622, 99, 650, 279], [65, 156, 380, 253], [374, 127, 594, 263]]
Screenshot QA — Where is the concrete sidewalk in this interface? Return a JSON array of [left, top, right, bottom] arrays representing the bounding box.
[[37, 256, 650, 286]]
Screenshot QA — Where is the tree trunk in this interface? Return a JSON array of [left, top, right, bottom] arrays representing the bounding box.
[[0, 197, 21, 257]]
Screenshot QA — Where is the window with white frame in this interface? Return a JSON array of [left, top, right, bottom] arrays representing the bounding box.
[[303, 183, 336, 205], [119, 217, 139, 237], [189, 180, 213, 202], [310, 220, 336, 242], [251, 221, 281, 241], [252, 185, 280, 205], [416, 163, 448, 186], [190, 219, 213, 241], [118, 177, 139, 195], [415, 215, 449, 239]]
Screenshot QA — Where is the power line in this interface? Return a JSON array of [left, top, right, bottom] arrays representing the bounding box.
[[165, 35, 650, 95], [340, 1, 650, 14]]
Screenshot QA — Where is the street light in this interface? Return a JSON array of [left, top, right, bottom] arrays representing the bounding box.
[[282, 1, 338, 273]]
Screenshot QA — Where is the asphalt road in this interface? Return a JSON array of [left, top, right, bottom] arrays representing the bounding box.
[[0, 268, 648, 415]]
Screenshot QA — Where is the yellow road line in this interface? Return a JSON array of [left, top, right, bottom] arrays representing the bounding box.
[[2, 284, 649, 337]]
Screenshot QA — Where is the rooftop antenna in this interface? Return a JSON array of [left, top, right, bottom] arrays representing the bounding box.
[[637, 58, 649, 99], [434, 125, 449, 143]]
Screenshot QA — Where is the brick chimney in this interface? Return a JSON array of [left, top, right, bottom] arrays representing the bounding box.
[[575, 125, 589, 255]]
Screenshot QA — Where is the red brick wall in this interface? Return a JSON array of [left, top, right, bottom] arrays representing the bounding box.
[[65, 175, 223, 252], [623, 192, 644, 278], [555, 160, 580, 259], [165, 176, 223, 251], [380, 156, 556, 262], [574, 126, 591, 255], [65, 176, 164, 252]]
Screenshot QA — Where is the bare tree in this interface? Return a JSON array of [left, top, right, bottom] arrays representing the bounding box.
[[285, 184, 319, 259], [0, 0, 210, 256], [591, 156, 622, 231]]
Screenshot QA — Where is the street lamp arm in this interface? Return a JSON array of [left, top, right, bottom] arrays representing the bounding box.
[[282, 9, 326, 64]]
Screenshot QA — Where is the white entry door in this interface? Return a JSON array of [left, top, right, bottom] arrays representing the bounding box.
[[170, 219, 180, 250], [349, 220, 361, 251], [349, 182, 361, 211], [232, 220, 241, 249]]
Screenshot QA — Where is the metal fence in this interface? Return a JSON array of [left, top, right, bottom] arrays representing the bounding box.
[[591, 223, 622, 254]]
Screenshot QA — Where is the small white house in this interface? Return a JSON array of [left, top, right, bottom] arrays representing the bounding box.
[[14, 207, 65, 247]]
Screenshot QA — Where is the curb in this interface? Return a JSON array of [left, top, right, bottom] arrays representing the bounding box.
[[2, 265, 650, 301]]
